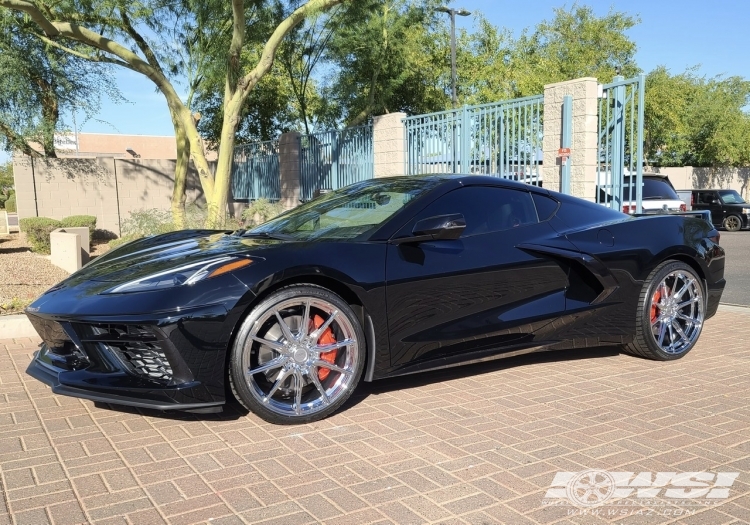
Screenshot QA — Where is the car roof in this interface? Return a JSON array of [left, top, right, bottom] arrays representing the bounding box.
[[623, 172, 670, 179], [374, 174, 549, 194]]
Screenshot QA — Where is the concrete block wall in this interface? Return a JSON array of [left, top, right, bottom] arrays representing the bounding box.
[[543, 78, 599, 200], [652, 166, 750, 199], [13, 157, 210, 237]]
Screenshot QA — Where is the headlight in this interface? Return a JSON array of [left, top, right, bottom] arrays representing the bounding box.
[[103, 257, 253, 294], [742, 208, 750, 215]]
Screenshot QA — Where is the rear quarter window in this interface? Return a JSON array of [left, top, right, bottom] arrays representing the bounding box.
[[531, 193, 559, 221]]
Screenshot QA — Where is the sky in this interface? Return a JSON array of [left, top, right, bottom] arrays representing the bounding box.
[[2, 0, 748, 164]]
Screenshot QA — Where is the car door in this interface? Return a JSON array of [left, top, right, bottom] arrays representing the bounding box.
[[384, 186, 573, 370], [694, 191, 722, 226]]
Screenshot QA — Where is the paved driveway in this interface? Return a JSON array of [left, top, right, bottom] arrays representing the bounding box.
[[1, 307, 750, 525]]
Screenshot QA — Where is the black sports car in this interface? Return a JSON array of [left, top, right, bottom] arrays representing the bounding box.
[[25, 175, 726, 424]]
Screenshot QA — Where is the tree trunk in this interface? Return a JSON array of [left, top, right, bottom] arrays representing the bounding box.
[[205, 97, 243, 228], [172, 122, 189, 229]]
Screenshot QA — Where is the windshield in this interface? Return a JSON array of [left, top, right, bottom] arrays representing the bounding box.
[[719, 190, 746, 204], [247, 178, 442, 241]]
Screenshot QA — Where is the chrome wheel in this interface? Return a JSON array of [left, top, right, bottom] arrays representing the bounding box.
[[648, 270, 704, 355], [240, 295, 360, 418]]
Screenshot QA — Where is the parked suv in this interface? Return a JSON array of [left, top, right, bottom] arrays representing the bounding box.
[[597, 173, 686, 214], [690, 189, 749, 231]]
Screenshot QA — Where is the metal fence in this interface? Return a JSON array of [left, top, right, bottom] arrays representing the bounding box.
[[404, 95, 544, 186], [231, 140, 280, 200], [299, 125, 374, 201], [597, 74, 645, 212]]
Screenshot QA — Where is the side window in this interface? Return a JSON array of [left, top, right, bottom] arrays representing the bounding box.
[[531, 193, 559, 221], [408, 186, 538, 237]]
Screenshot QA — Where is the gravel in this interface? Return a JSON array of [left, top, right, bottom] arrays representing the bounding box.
[[0, 232, 110, 315]]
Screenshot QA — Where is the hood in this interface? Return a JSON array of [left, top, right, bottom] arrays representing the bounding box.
[[61, 230, 281, 288]]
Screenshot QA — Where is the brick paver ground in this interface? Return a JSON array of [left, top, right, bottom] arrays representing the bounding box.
[[1, 306, 749, 525]]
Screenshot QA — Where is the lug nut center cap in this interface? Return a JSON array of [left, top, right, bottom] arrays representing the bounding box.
[[293, 348, 309, 363]]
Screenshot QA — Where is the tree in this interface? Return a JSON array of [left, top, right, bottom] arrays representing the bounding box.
[[0, 12, 120, 158], [644, 67, 701, 166], [0, 0, 345, 227], [321, 0, 449, 126], [645, 67, 750, 172], [436, 4, 641, 108]]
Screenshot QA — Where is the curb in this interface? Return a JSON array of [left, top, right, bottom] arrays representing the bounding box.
[[718, 303, 750, 315], [0, 314, 36, 339], [1, 303, 748, 340]]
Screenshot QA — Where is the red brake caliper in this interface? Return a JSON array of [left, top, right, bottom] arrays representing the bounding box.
[[310, 315, 337, 381], [650, 289, 662, 323]]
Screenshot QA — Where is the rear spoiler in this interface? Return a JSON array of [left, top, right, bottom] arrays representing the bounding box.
[[633, 210, 711, 223]]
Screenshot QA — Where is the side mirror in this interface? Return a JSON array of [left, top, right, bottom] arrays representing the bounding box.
[[391, 213, 466, 244]]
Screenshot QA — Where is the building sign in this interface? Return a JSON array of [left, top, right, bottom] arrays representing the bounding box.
[[54, 133, 78, 151]]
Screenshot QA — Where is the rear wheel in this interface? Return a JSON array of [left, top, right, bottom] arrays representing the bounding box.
[[623, 261, 705, 360], [723, 214, 742, 232], [229, 285, 365, 424]]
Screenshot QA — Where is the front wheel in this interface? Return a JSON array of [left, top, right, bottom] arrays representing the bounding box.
[[229, 285, 365, 424], [623, 261, 705, 361], [723, 214, 742, 232]]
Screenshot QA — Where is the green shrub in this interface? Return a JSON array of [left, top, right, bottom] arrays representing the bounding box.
[[19, 217, 62, 254], [120, 208, 176, 239], [5, 194, 16, 213], [241, 199, 285, 227], [108, 234, 140, 249], [110, 205, 246, 249], [61, 215, 97, 240]]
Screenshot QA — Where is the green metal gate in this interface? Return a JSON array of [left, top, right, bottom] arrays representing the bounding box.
[[299, 125, 374, 201], [403, 96, 544, 186], [231, 140, 280, 200], [597, 74, 646, 212]]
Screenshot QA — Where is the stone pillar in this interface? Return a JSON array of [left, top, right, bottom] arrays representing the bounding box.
[[373, 112, 407, 178], [543, 78, 599, 200], [278, 132, 301, 210], [12, 155, 37, 220]]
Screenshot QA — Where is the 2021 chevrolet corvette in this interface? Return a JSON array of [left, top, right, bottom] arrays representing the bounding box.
[[25, 175, 725, 424]]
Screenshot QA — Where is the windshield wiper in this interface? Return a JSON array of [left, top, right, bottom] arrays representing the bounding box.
[[643, 196, 668, 200], [238, 231, 296, 241]]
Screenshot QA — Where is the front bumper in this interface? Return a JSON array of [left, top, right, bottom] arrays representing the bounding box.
[[27, 346, 223, 413], [24, 303, 237, 413]]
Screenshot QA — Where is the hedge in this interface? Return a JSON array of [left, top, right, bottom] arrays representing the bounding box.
[[4, 194, 16, 213], [61, 215, 97, 240], [19, 217, 62, 254]]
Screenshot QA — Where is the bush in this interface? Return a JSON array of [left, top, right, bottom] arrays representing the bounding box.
[[108, 205, 246, 250], [5, 194, 16, 213], [241, 199, 285, 227], [19, 217, 62, 254], [61, 215, 97, 240], [108, 234, 140, 249], [120, 208, 176, 239]]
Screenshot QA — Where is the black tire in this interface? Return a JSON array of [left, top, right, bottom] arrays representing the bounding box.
[[623, 260, 705, 361], [229, 284, 365, 424], [723, 214, 742, 232]]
